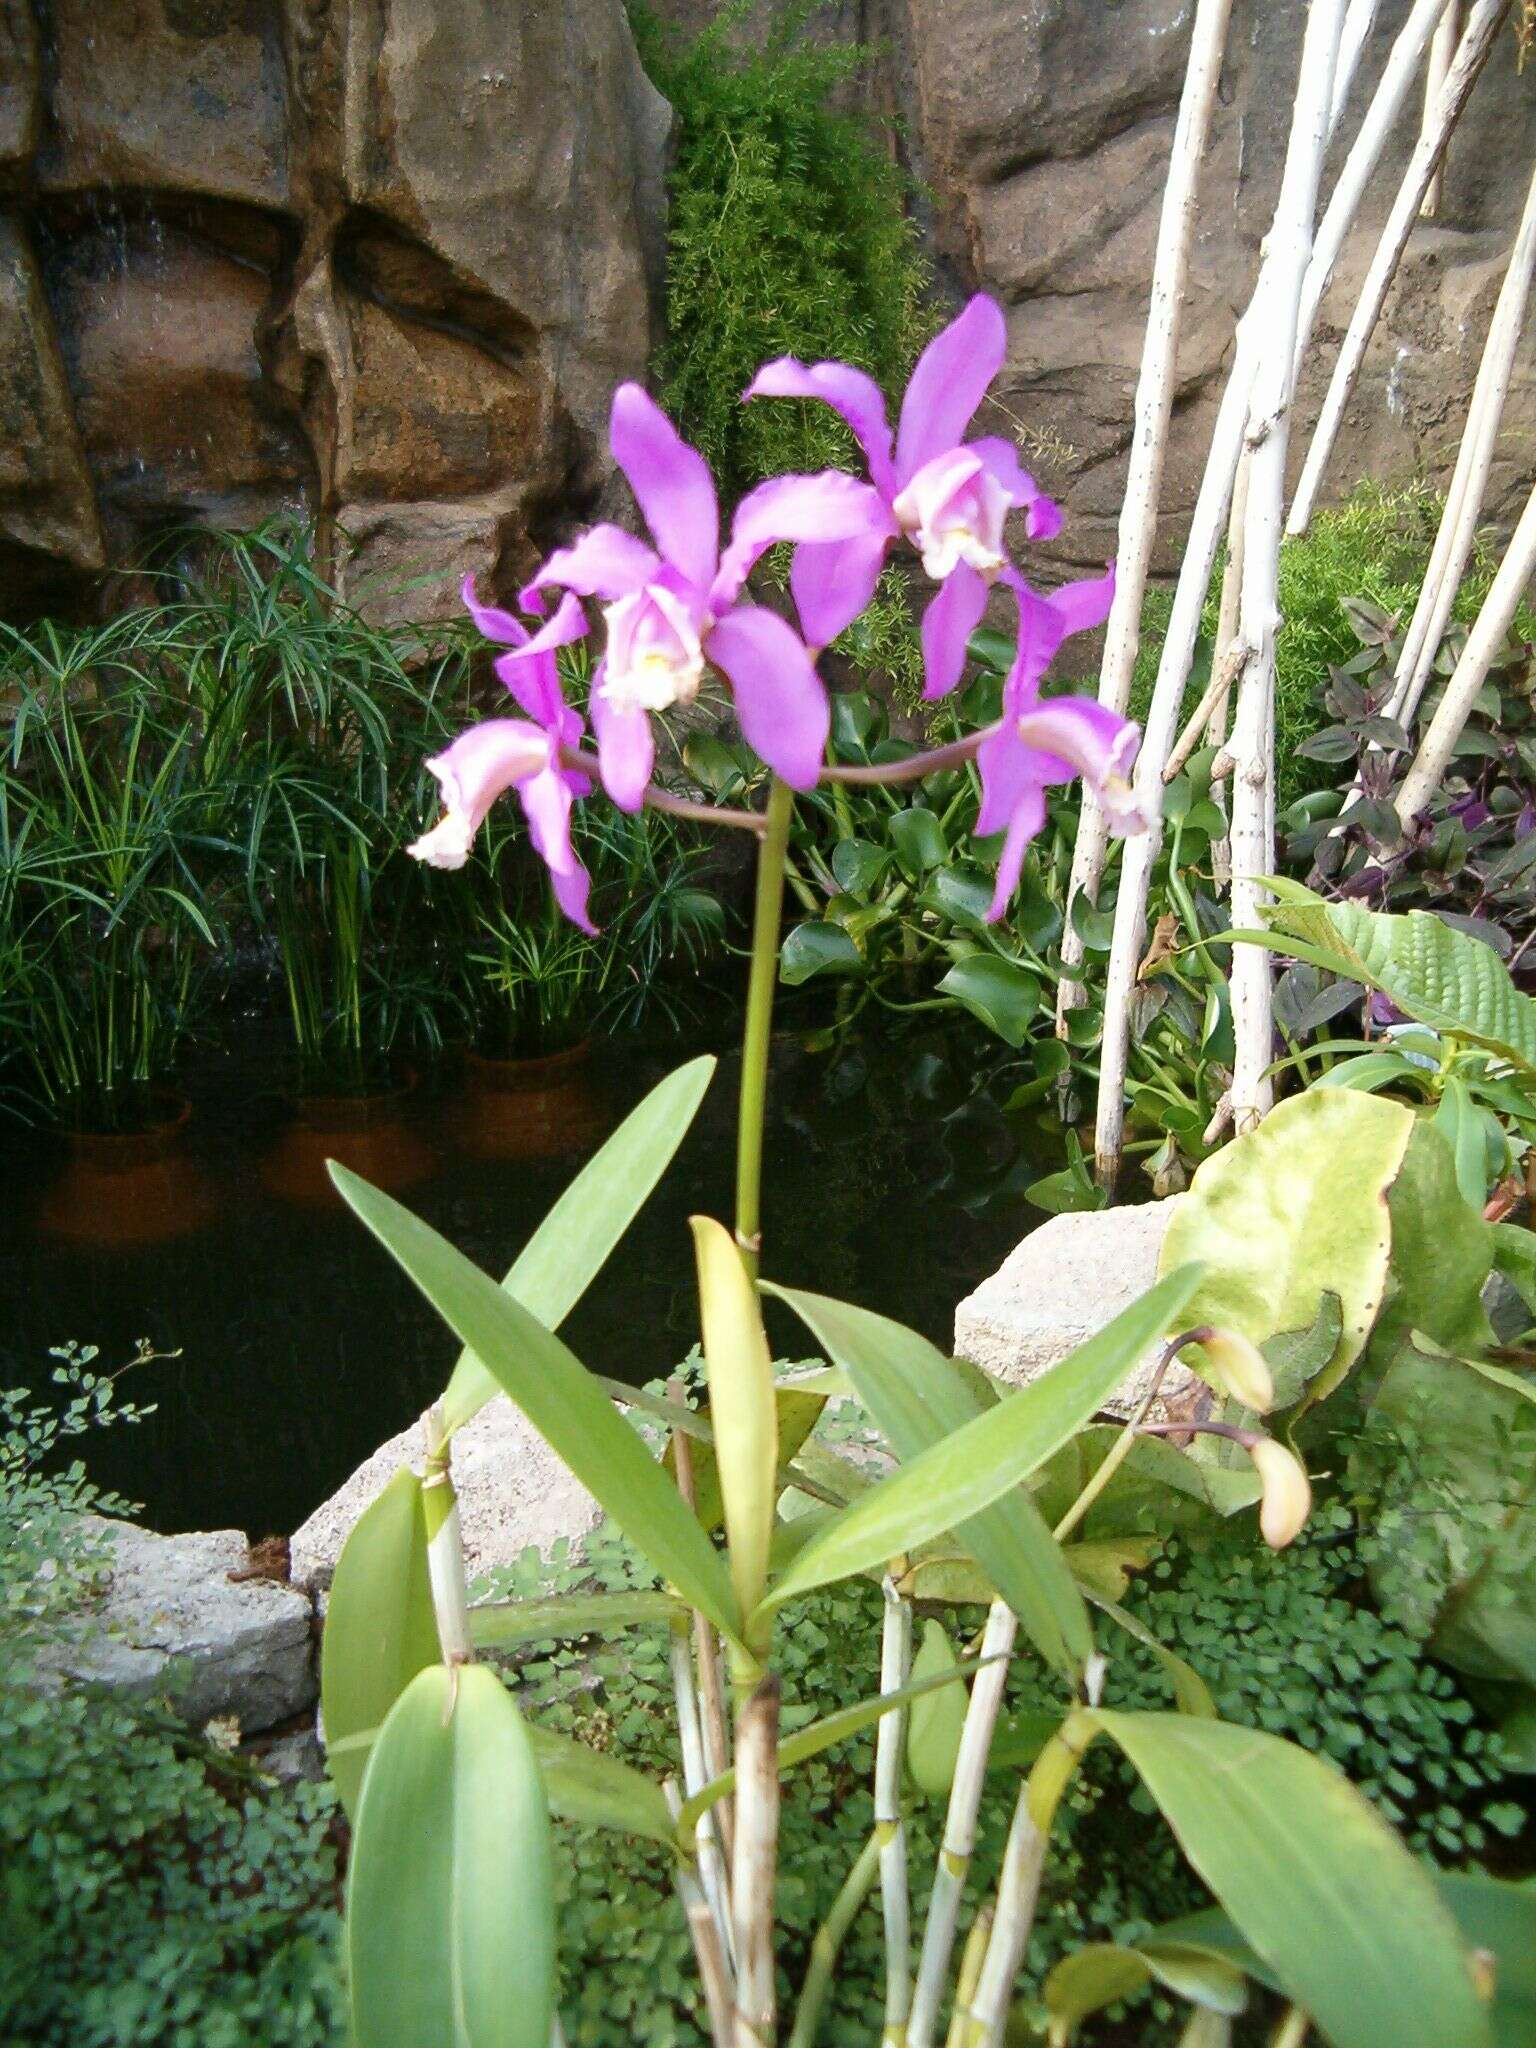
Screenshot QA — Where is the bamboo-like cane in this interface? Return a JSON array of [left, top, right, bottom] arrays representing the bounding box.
[[954, 1793, 1047, 2048], [731, 1676, 782, 2048], [1387, 154, 1536, 730], [1395, 476, 1536, 825], [942, 1909, 996, 2048], [672, 1400, 737, 1865], [671, 1627, 737, 1973], [1055, 0, 1235, 1026], [1420, 0, 1465, 216], [786, 1830, 883, 2048], [420, 1405, 473, 1666], [665, 1779, 736, 2048], [876, 1575, 915, 2048], [1178, 2012, 1235, 2048], [1287, 0, 1512, 536], [1094, 0, 1351, 1183], [1228, 0, 1347, 1135], [906, 1601, 1018, 2048]]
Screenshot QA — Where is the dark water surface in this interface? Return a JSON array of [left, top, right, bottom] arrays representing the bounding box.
[[1, 1012, 1046, 1537]]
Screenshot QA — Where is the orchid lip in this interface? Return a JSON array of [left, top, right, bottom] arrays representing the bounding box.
[[600, 585, 706, 715], [891, 450, 1011, 584]]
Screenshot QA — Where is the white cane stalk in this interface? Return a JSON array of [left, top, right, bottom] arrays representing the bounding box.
[[1287, 0, 1512, 536], [671, 1626, 737, 1973], [1056, 0, 1235, 1023], [665, 1779, 735, 2048], [731, 1677, 781, 2048], [958, 1790, 1048, 2048], [877, 1575, 915, 2048], [906, 1600, 1018, 2048]]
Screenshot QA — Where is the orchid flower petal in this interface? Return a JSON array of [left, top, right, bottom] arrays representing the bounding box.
[[491, 587, 589, 664], [1016, 697, 1146, 829], [743, 358, 897, 496], [589, 664, 655, 813], [710, 472, 891, 615], [975, 718, 1039, 838], [968, 436, 1062, 540], [790, 530, 893, 651], [408, 719, 551, 870], [519, 525, 659, 611], [706, 605, 830, 791], [1045, 562, 1116, 639], [610, 383, 720, 594], [461, 575, 529, 647], [920, 561, 990, 701], [519, 766, 596, 934], [894, 295, 1006, 486], [987, 781, 1047, 923]]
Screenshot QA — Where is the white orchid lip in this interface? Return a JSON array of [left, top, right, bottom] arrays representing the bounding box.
[[599, 584, 706, 715], [407, 723, 553, 871], [891, 448, 1010, 582]]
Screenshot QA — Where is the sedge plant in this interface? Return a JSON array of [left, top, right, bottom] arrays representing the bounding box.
[[315, 306, 1502, 2048]]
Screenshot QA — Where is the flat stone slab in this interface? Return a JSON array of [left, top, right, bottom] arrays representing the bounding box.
[[45, 1519, 314, 1733], [954, 1200, 1196, 1417], [290, 1394, 604, 1595]]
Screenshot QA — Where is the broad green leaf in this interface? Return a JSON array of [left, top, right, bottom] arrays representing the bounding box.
[[442, 1056, 714, 1434], [937, 955, 1041, 1046], [678, 1653, 989, 1834], [758, 1268, 1203, 1619], [1159, 1090, 1414, 1394], [906, 1621, 967, 1797], [780, 919, 865, 983], [526, 1723, 676, 1848], [889, 805, 948, 876], [321, 1467, 439, 1822], [1261, 1295, 1343, 1410], [1369, 1119, 1495, 1369], [330, 1166, 741, 1644], [348, 1665, 554, 2048], [691, 1217, 777, 1624], [830, 837, 890, 895], [1087, 1710, 1490, 2048], [469, 1588, 684, 1651], [765, 1284, 1096, 1676], [921, 863, 995, 930], [1251, 880, 1536, 1075], [1044, 1944, 1153, 2032]]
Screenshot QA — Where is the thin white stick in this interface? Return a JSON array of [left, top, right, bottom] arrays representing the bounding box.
[[1395, 477, 1536, 824], [1388, 155, 1536, 728], [1094, 0, 1351, 1183], [1287, 0, 1512, 536], [1056, 0, 1236, 1024], [671, 1629, 736, 1974], [731, 1678, 781, 2048], [665, 1779, 736, 2048], [1229, 0, 1347, 1135], [1164, 632, 1253, 783], [906, 1601, 1017, 2048], [876, 1576, 914, 2048], [1332, 0, 1383, 130], [1420, 0, 1465, 216]]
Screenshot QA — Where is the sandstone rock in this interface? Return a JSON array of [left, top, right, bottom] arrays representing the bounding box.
[[0, 0, 40, 180], [954, 1200, 1196, 1418], [45, 1520, 315, 1734], [0, 217, 104, 576], [290, 1393, 605, 1594]]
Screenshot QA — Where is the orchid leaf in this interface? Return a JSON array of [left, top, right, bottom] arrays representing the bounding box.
[[329, 1165, 742, 1644], [525, 1724, 676, 1848], [758, 1268, 1203, 1623], [906, 1621, 967, 1797], [320, 1467, 439, 1823], [468, 1588, 685, 1651], [347, 1665, 554, 2048], [1085, 1710, 1490, 2048], [765, 1283, 1100, 1673], [690, 1217, 778, 1623], [441, 1056, 715, 1435]]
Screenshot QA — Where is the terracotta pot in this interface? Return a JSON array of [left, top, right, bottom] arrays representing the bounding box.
[[261, 1074, 436, 1207], [38, 1092, 218, 1248], [458, 1042, 607, 1160]]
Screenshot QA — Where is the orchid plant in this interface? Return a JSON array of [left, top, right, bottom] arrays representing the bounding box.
[[317, 302, 1500, 2048]]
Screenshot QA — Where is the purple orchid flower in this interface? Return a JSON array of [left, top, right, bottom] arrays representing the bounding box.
[[974, 565, 1147, 921], [407, 577, 596, 933], [510, 384, 884, 810], [744, 294, 1062, 699]]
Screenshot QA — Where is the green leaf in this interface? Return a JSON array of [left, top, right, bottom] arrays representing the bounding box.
[[906, 1621, 968, 1797], [1252, 880, 1536, 1074], [691, 1217, 777, 1625], [1044, 1944, 1154, 2032], [468, 1588, 684, 1651], [937, 955, 1041, 1046], [347, 1665, 555, 2048], [889, 806, 948, 876], [329, 1165, 742, 1643], [525, 1724, 676, 1848], [441, 1056, 715, 1434], [1371, 1119, 1495, 1366], [921, 863, 995, 930], [1159, 1090, 1414, 1396], [757, 1267, 1203, 1619], [780, 920, 865, 984], [1088, 1709, 1490, 2048], [830, 837, 889, 895], [321, 1468, 441, 1823], [1261, 1295, 1344, 1410], [764, 1284, 1094, 1676], [1434, 1075, 1489, 1210]]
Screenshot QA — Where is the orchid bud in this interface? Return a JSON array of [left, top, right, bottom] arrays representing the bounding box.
[[1198, 1327, 1275, 1414], [1247, 1438, 1312, 1550]]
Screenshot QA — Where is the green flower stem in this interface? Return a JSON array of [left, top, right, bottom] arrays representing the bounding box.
[[1050, 1331, 1201, 1545], [786, 1829, 883, 2048], [735, 776, 795, 1281]]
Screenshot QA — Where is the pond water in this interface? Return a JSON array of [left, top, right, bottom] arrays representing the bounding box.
[[1, 1009, 1050, 1537]]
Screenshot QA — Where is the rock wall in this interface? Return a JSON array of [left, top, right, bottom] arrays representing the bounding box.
[[3, 1, 1534, 619], [0, 0, 669, 620]]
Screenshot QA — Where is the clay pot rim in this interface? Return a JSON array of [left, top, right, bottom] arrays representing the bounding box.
[[465, 1039, 592, 1091], [62, 1088, 193, 1161]]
